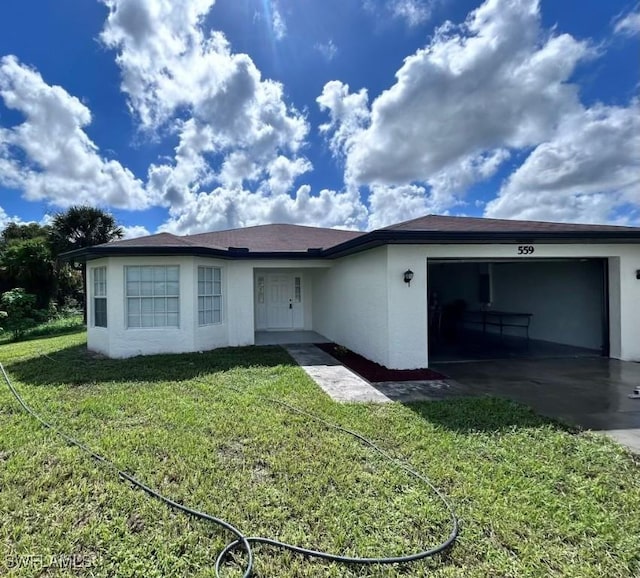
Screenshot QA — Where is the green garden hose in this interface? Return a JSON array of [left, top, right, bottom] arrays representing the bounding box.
[[1, 361, 458, 577]]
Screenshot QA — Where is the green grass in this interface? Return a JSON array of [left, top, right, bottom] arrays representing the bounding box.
[[0, 333, 638, 577], [0, 314, 84, 344]]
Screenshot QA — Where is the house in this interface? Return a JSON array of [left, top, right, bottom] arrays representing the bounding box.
[[64, 214, 640, 369]]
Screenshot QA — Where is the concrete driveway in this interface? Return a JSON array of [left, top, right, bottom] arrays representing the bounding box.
[[435, 357, 640, 453]]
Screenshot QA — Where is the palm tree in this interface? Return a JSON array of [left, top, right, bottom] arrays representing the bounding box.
[[50, 206, 124, 322]]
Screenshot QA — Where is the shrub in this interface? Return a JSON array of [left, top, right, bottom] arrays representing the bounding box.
[[0, 288, 39, 340]]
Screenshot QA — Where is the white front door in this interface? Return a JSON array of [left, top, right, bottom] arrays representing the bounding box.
[[266, 274, 294, 329]]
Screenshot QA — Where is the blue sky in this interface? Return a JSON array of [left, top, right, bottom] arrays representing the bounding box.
[[0, 0, 638, 237]]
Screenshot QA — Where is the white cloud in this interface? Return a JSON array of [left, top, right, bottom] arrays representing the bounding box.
[[0, 55, 148, 210], [0, 205, 17, 230], [322, 0, 589, 197], [367, 184, 432, 229], [121, 224, 151, 239], [485, 103, 640, 223], [159, 185, 367, 235], [101, 0, 311, 223], [267, 156, 313, 196], [271, 2, 287, 40], [389, 0, 432, 27], [614, 9, 640, 36], [317, 81, 370, 158], [315, 40, 338, 62]]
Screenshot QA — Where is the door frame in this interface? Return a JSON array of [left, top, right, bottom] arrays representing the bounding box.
[[254, 270, 304, 331]]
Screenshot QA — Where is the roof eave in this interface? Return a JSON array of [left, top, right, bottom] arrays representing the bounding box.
[[60, 245, 334, 262], [61, 229, 640, 262], [323, 230, 640, 258]]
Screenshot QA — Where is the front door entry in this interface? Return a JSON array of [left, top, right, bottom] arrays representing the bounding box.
[[266, 274, 294, 329]]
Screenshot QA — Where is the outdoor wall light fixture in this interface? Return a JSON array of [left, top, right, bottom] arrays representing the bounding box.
[[636, 269, 640, 280], [403, 269, 414, 286]]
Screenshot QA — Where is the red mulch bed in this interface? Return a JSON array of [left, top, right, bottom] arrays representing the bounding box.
[[315, 342, 447, 383]]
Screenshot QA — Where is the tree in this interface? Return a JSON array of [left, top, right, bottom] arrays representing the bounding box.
[[0, 223, 57, 309], [49, 206, 124, 322], [0, 222, 51, 247], [0, 288, 39, 340], [0, 238, 56, 309]]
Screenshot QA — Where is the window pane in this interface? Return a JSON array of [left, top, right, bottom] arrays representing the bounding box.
[[127, 267, 140, 282], [154, 281, 166, 296], [128, 298, 140, 314], [94, 298, 107, 327], [213, 309, 221, 323], [205, 310, 213, 324], [167, 297, 179, 313], [140, 281, 153, 296], [153, 267, 166, 282], [141, 314, 154, 327], [167, 267, 179, 282], [128, 315, 140, 328], [214, 281, 221, 296], [141, 267, 153, 282], [198, 311, 205, 325], [153, 297, 166, 313], [141, 298, 153, 313], [166, 282, 179, 296], [126, 281, 140, 297], [167, 313, 179, 327], [214, 268, 221, 283], [154, 313, 166, 326], [198, 281, 205, 296]]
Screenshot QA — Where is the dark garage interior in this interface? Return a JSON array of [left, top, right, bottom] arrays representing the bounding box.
[[427, 259, 609, 362]]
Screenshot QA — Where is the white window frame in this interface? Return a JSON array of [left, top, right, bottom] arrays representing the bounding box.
[[198, 266, 222, 326], [92, 267, 107, 328], [125, 266, 180, 329]]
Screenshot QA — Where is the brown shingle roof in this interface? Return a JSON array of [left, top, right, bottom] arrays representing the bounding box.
[[183, 224, 363, 252], [383, 214, 640, 233], [102, 224, 363, 252], [65, 214, 640, 262], [106, 232, 207, 248]]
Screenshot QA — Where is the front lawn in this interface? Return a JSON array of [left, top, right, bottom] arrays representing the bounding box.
[[0, 333, 638, 577]]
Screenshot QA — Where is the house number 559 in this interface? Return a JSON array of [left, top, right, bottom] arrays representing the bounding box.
[[517, 245, 535, 255]]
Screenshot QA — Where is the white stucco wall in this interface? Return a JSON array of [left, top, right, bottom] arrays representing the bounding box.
[[617, 252, 640, 360], [87, 257, 329, 358], [312, 247, 390, 367], [98, 256, 197, 358], [86, 258, 111, 356], [386, 246, 429, 369]]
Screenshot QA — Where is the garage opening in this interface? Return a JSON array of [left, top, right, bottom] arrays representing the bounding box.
[[427, 258, 609, 362]]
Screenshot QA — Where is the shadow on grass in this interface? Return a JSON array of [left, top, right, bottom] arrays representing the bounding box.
[[5, 343, 296, 386], [402, 396, 570, 433]]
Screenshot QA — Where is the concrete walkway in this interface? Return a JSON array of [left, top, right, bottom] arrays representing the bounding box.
[[284, 344, 392, 402], [284, 344, 470, 403]]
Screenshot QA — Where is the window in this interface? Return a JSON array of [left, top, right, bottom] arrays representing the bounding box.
[[126, 266, 179, 328], [93, 267, 107, 327], [294, 276, 301, 303], [198, 267, 222, 325], [256, 276, 265, 304]]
